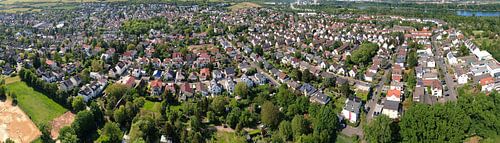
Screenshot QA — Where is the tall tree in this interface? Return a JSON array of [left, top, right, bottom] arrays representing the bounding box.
[[261, 101, 281, 129], [58, 126, 79, 143], [313, 105, 339, 143], [72, 96, 86, 112], [234, 82, 249, 99], [291, 115, 307, 139], [96, 122, 123, 143], [364, 115, 394, 143], [279, 120, 293, 141]]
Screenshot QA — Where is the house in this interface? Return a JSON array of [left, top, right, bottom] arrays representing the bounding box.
[[209, 79, 222, 96], [348, 69, 357, 78], [446, 52, 458, 65], [431, 81, 443, 97], [480, 76, 495, 92], [152, 70, 163, 79], [149, 80, 163, 96], [278, 72, 289, 83], [200, 68, 210, 81], [175, 71, 185, 82], [364, 71, 375, 82], [392, 65, 403, 82], [179, 83, 194, 100], [310, 92, 331, 105], [240, 74, 254, 87], [59, 76, 82, 91], [117, 75, 137, 88], [225, 79, 236, 95], [386, 89, 401, 101], [454, 67, 469, 85], [195, 82, 209, 96], [108, 61, 130, 79], [224, 67, 236, 78], [382, 100, 400, 119], [78, 81, 107, 102], [212, 70, 223, 80], [286, 81, 301, 91], [188, 72, 198, 81], [254, 73, 268, 85], [299, 83, 317, 96], [45, 60, 58, 69], [355, 82, 371, 92], [413, 87, 425, 102], [164, 70, 175, 81], [341, 98, 362, 123], [486, 60, 500, 78]]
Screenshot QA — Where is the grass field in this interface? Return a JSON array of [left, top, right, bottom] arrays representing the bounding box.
[[142, 100, 161, 113], [336, 134, 355, 143], [228, 2, 261, 11], [6, 81, 67, 126], [213, 132, 246, 143]]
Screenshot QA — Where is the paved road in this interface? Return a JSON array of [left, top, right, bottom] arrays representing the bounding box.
[[432, 36, 457, 101], [366, 68, 390, 122], [240, 54, 281, 86]]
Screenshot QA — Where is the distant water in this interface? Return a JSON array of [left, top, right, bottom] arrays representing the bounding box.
[[456, 10, 500, 17]]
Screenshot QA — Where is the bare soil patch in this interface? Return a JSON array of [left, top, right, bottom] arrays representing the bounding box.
[[49, 111, 75, 139], [0, 100, 41, 143]]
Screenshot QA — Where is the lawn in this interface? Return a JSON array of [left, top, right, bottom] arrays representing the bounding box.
[[213, 132, 246, 143], [6, 81, 67, 126], [142, 100, 161, 113]]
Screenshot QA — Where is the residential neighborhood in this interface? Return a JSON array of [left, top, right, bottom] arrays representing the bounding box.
[[0, 1, 499, 143]]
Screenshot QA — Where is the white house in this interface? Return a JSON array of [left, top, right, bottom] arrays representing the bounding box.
[[382, 100, 400, 119], [446, 52, 458, 65], [341, 98, 362, 123]]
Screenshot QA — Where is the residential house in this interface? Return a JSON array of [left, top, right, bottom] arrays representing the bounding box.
[[386, 89, 402, 101], [209, 79, 222, 96], [341, 98, 362, 123], [480, 76, 495, 92], [149, 80, 163, 96], [310, 92, 331, 105], [382, 100, 400, 119]]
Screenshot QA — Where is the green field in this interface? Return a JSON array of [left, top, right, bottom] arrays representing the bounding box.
[[142, 100, 161, 113], [6, 81, 67, 126], [213, 132, 246, 143]]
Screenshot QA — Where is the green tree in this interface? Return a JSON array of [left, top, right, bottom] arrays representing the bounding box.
[[261, 101, 281, 129], [279, 120, 293, 141], [72, 96, 86, 112], [291, 115, 307, 139], [113, 105, 127, 126], [400, 103, 470, 142], [210, 96, 227, 115], [234, 82, 249, 99], [72, 110, 96, 138], [313, 105, 339, 143], [58, 126, 79, 143], [97, 122, 123, 143], [407, 49, 417, 69], [364, 115, 393, 143]]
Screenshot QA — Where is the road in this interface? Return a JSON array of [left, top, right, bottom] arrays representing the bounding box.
[[240, 53, 280, 86], [366, 67, 390, 122], [432, 35, 457, 101]]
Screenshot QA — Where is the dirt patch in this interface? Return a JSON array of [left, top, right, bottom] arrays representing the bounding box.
[[50, 111, 75, 139], [0, 100, 41, 143]]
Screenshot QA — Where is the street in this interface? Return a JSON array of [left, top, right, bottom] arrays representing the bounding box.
[[432, 36, 458, 101], [366, 68, 390, 122]]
